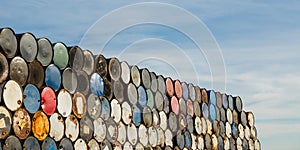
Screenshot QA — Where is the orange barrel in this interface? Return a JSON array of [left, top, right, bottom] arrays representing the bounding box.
[[3, 135, 22, 150], [65, 114, 79, 142], [49, 113, 64, 141], [141, 68, 151, 89], [165, 77, 174, 97], [69, 46, 84, 72], [174, 80, 182, 99], [93, 117, 106, 143], [113, 80, 125, 102], [108, 57, 121, 81], [27, 60, 44, 88], [9, 56, 28, 86], [0, 52, 8, 83], [3, 80, 23, 111], [76, 70, 89, 95], [19, 32, 38, 62], [0, 106, 12, 139], [82, 50, 94, 75], [32, 110, 49, 141], [72, 92, 87, 119], [0, 28, 17, 58], [131, 65, 141, 87], [12, 108, 31, 140], [79, 115, 94, 141], [95, 54, 107, 77], [37, 38, 53, 66]]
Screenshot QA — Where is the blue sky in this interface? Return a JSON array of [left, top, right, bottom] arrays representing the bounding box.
[[1, 0, 300, 149]]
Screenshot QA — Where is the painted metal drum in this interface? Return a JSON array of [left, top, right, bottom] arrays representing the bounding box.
[[156, 127, 165, 147], [206, 119, 213, 135], [23, 136, 40, 150], [0, 28, 17, 58], [168, 112, 178, 133], [132, 106, 142, 126], [187, 99, 194, 117], [32, 111, 49, 141], [127, 123, 138, 145], [157, 75, 166, 95], [88, 139, 100, 150], [121, 101, 132, 125], [138, 86, 147, 107], [236, 137, 243, 150], [95, 54, 107, 77], [53, 42, 69, 70], [178, 114, 187, 130], [148, 126, 158, 147], [87, 94, 102, 120], [131, 65, 141, 87], [103, 77, 113, 100], [184, 130, 192, 148], [193, 100, 201, 117], [80, 115, 94, 141], [228, 95, 234, 110], [143, 106, 153, 128], [59, 138, 74, 150], [222, 93, 228, 109], [106, 119, 118, 143], [186, 115, 194, 133], [100, 96, 111, 120], [93, 117, 106, 143], [111, 99, 122, 123], [108, 57, 121, 81], [150, 72, 158, 93], [248, 112, 255, 127], [226, 109, 233, 124], [219, 121, 225, 137], [62, 67, 78, 94], [72, 92, 87, 119], [152, 109, 160, 126], [120, 61, 130, 84], [69, 46, 84, 72], [42, 137, 57, 150], [201, 88, 208, 104], [209, 90, 217, 106], [171, 96, 179, 115], [65, 114, 79, 142], [163, 96, 170, 114], [3, 80, 23, 111], [146, 89, 154, 109], [82, 50, 94, 75], [202, 103, 209, 119], [90, 73, 104, 97], [197, 135, 204, 150], [181, 82, 188, 100], [45, 64, 61, 91], [37, 38, 53, 66], [179, 98, 186, 115], [10, 56, 28, 86], [23, 84, 40, 114], [159, 111, 167, 131], [113, 80, 124, 102], [232, 109, 239, 124], [174, 80, 182, 99], [220, 107, 226, 122], [0, 52, 8, 83], [201, 117, 207, 135], [0, 106, 11, 139], [13, 108, 31, 140], [209, 104, 217, 121], [155, 91, 164, 111], [117, 122, 126, 145], [238, 124, 245, 139], [49, 113, 64, 141], [165, 129, 173, 147], [57, 89, 72, 117], [28, 60, 44, 88], [123, 142, 133, 150], [41, 87, 57, 115], [225, 122, 232, 138], [165, 77, 174, 97], [216, 92, 222, 108], [127, 83, 138, 106], [232, 123, 238, 139], [194, 86, 201, 103], [3, 135, 22, 150], [204, 134, 212, 150], [19, 32, 38, 62], [212, 120, 220, 137], [141, 68, 151, 89], [76, 70, 90, 95], [195, 116, 202, 135], [188, 83, 195, 101], [218, 136, 224, 150], [139, 124, 148, 146]]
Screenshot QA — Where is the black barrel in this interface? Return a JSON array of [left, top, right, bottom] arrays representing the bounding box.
[[27, 60, 44, 88]]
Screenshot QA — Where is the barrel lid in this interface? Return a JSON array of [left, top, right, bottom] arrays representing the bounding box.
[[206, 119, 213, 135], [146, 89, 154, 109], [138, 86, 147, 108], [193, 100, 201, 117], [165, 129, 173, 147], [168, 112, 178, 133], [157, 75, 166, 95], [65, 114, 79, 142], [240, 111, 247, 127], [0, 52, 8, 83], [250, 126, 257, 140], [59, 138, 74, 150], [150, 72, 157, 93], [57, 89, 72, 117], [13, 108, 31, 140], [202, 103, 209, 119], [103, 77, 113, 100], [165, 77, 174, 97], [72, 92, 87, 119], [20, 33, 37, 62], [37, 38, 53, 66], [53, 42, 69, 70], [124, 142, 133, 150], [215, 92, 222, 109], [201, 89, 208, 104], [225, 122, 232, 138], [82, 50, 94, 75], [232, 109, 239, 124], [188, 83, 195, 101], [176, 131, 185, 149], [3, 80, 23, 111], [155, 127, 164, 147], [132, 106, 142, 126], [138, 124, 148, 146], [236, 137, 243, 150], [10, 56, 28, 86], [184, 130, 192, 148], [163, 96, 170, 114], [121, 101, 132, 125], [80, 115, 94, 141], [95, 54, 107, 77], [196, 135, 204, 150], [111, 99, 121, 123], [106, 118, 118, 143], [62, 67, 78, 94], [117, 122, 126, 145], [41, 87, 56, 115], [23, 136, 40, 150], [223, 136, 230, 150], [69, 46, 84, 72], [32, 110, 49, 141], [74, 138, 87, 150], [159, 111, 167, 131], [201, 117, 207, 135], [0, 28, 17, 58], [28, 60, 44, 88], [143, 106, 153, 128], [45, 64, 61, 91], [248, 139, 254, 150], [254, 139, 261, 150], [178, 114, 187, 130], [186, 115, 194, 133], [127, 83, 137, 106], [100, 96, 111, 120], [23, 84, 40, 114], [174, 80, 182, 99], [76, 70, 89, 95], [155, 91, 164, 111], [187, 100, 194, 117], [181, 82, 188, 100], [135, 143, 144, 149], [120, 61, 130, 84], [222, 93, 228, 109], [247, 112, 255, 127], [127, 123, 138, 145], [4, 135, 22, 150], [211, 134, 218, 150], [131, 65, 141, 87], [49, 113, 64, 141], [0, 106, 11, 139], [232, 123, 238, 138], [87, 139, 100, 150], [194, 117, 202, 135], [209, 104, 216, 121], [108, 57, 121, 81], [204, 134, 212, 149], [113, 80, 124, 102], [226, 109, 233, 124], [171, 96, 179, 115], [93, 117, 106, 143], [220, 107, 226, 122], [219, 121, 225, 137], [238, 124, 244, 139], [87, 94, 101, 120], [148, 126, 158, 147], [90, 73, 104, 97], [228, 95, 234, 110], [152, 109, 160, 126], [141, 68, 151, 89], [208, 90, 216, 106], [179, 98, 186, 115]]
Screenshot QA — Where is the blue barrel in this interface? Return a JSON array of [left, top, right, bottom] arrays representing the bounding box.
[[132, 106, 142, 126], [100, 96, 111, 120], [138, 86, 147, 107], [23, 84, 40, 114], [222, 93, 228, 109], [23, 136, 40, 150], [184, 130, 192, 148], [42, 137, 57, 150], [209, 104, 217, 121], [90, 73, 104, 97], [209, 90, 216, 106], [45, 64, 61, 91], [202, 103, 209, 119]]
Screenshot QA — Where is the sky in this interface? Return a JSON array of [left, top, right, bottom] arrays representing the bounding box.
[[1, 0, 300, 149]]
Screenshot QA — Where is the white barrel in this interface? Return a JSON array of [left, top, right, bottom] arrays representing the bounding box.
[[49, 113, 64, 141], [57, 89, 72, 117], [93, 117, 106, 143], [111, 99, 121, 123], [3, 80, 23, 111], [138, 124, 148, 146], [127, 123, 138, 145], [65, 115, 79, 142]]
